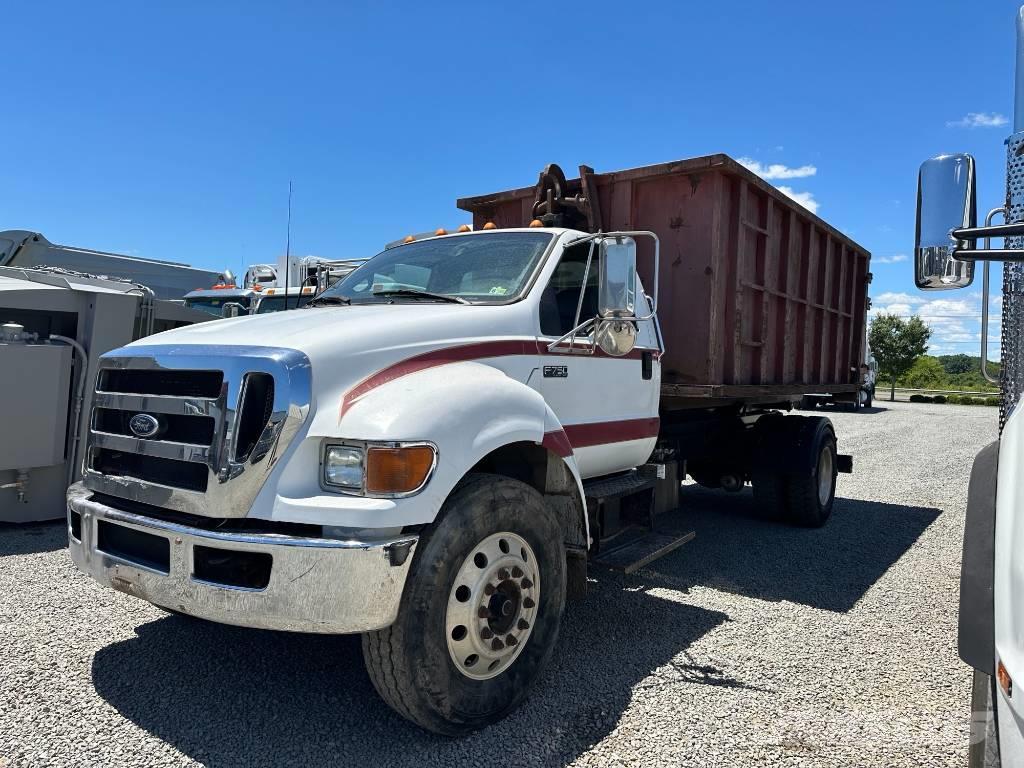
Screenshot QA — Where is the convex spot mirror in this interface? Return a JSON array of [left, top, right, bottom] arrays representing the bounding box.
[[596, 236, 638, 356], [221, 302, 245, 318], [915, 153, 976, 290]]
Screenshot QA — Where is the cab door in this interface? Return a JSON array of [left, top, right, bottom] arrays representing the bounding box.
[[536, 239, 660, 479]]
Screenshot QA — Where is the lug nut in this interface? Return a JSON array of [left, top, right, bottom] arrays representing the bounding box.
[[498, 568, 510, 580], [517, 618, 530, 631], [506, 634, 518, 646], [521, 578, 533, 589], [491, 638, 505, 651], [484, 584, 495, 595], [478, 606, 490, 618], [511, 566, 523, 578], [481, 628, 493, 640], [523, 597, 535, 609]]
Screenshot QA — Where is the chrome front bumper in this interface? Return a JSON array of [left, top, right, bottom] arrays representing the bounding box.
[[66, 483, 417, 634]]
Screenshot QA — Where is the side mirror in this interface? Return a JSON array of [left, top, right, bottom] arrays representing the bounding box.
[[595, 237, 638, 356], [221, 302, 244, 318], [915, 154, 977, 290], [598, 236, 637, 317]]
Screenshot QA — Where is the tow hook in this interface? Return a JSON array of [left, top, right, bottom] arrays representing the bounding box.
[[385, 539, 415, 567]]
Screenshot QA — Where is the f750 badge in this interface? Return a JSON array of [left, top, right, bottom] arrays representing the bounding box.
[[543, 365, 568, 378]]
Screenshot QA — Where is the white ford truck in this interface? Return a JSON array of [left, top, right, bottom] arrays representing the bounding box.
[[67, 156, 866, 734]]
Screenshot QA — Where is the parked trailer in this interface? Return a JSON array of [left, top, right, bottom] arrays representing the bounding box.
[[66, 154, 868, 735]]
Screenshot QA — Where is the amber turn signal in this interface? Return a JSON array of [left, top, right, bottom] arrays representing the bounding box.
[[999, 660, 1013, 697], [366, 445, 436, 495]]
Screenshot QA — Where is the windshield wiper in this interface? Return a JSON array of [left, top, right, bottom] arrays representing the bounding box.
[[372, 289, 468, 304], [303, 295, 351, 308]]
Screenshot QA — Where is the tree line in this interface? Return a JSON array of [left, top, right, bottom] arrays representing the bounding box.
[[867, 314, 999, 401]]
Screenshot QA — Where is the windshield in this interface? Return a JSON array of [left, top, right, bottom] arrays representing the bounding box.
[[185, 295, 252, 316], [256, 294, 312, 313], [317, 232, 552, 304]]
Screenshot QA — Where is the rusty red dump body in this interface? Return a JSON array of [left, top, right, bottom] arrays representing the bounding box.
[[458, 154, 871, 409]]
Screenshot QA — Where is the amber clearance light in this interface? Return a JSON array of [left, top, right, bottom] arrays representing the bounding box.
[[366, 444, 436, 495]]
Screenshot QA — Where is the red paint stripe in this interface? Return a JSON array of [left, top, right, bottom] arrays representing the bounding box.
[[340, 339, 539, 418], [339, 337, 661, 420], [541, 429, 574, 458], [562, 417, 660, 448]]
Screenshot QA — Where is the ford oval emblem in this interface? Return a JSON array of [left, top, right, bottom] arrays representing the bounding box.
[[129, 413, 161, 439]]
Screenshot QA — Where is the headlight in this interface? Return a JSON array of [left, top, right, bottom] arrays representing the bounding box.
[[322, 442, 437, 497], [323, 445, 364, 489]]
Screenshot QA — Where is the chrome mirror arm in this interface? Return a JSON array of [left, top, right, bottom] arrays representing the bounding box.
[[982, 206, 1005, 385], [547, 317, 597, 354]]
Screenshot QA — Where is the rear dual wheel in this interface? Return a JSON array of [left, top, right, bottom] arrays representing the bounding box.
[[752, 415, 838, 527], [362, 473, 565, 735]]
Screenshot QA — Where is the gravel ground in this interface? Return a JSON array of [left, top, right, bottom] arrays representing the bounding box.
[[0, 400, 997, 767]]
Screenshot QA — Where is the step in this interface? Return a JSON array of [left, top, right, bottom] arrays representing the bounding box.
[[591, 529, 696, 574], [583, 471, 656, 504]]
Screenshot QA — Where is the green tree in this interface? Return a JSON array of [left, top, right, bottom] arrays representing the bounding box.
[[868, 314, 931, 401], [903, 355, 945, 389], [938, 354, 975, 375]]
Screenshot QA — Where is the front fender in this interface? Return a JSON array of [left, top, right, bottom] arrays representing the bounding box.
[[265, 361, 585, 530]]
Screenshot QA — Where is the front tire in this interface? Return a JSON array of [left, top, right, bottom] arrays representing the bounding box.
[[362, 473, 566, 735]]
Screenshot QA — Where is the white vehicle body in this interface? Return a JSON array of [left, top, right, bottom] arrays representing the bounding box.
[[994, 403, 1024, 764], [918, 7, 1024, 765], [68, 228, 660, 632]]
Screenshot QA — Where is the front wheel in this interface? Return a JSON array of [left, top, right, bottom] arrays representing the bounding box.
[[362, 473, 566, 735]]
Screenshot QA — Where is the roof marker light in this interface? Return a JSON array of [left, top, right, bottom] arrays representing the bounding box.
[[482, 222, 497, 230], [529, 219, 544, 228], [435, 228, 448, 236], [457, 224, 471, 233], [403, 235, 416, 243]]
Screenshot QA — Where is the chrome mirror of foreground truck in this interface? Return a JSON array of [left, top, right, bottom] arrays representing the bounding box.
[[915, 8, 1024, 766], [915, 153, 977, 289]]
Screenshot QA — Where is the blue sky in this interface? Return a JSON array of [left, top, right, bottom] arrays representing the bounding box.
[[3, 1, 1020, 356]]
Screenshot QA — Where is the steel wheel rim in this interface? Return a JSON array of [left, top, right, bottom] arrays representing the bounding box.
[[817, 446, 834, 506], [446, 531, 540, 680]]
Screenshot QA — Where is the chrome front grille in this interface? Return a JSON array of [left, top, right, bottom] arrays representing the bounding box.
[[83, 345, 311, 518]]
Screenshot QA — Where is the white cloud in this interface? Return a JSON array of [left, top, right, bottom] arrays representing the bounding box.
[[867, 293, 1002, 356], [738, 157, 817, 180], [873, 253, 908, 265], [776, 186, 819, 214], [873, 291, 922, 305], [946, 112, 1009, 129]]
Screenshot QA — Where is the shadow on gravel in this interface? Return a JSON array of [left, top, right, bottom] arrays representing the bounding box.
[[0, 520, 66, 557], [92, 577, 732, 768], [641, 486, 941, 613]]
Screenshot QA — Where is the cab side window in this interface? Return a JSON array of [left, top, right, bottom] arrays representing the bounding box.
[[539, 243, 599, 337]]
